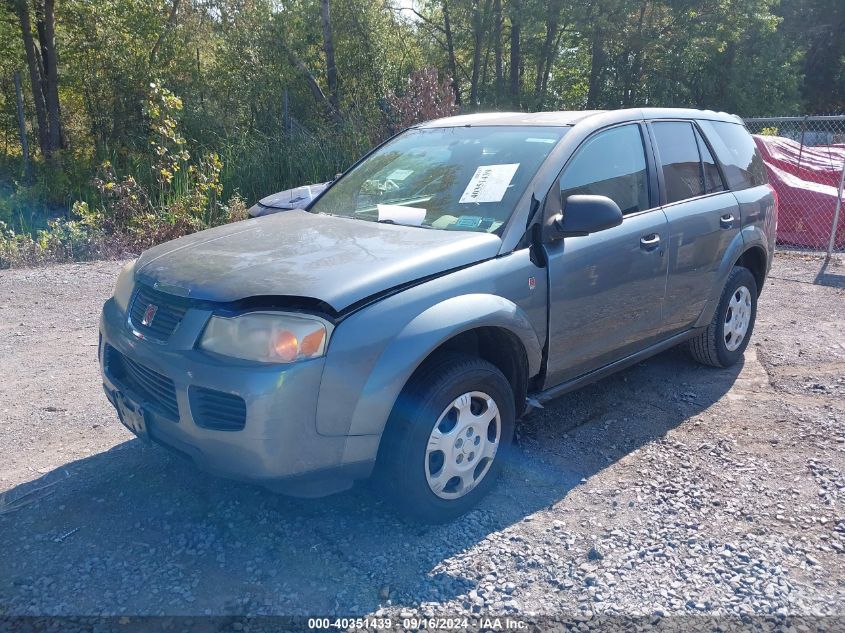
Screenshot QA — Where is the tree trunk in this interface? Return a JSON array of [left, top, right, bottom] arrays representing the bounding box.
[[480, 21, 492, 103], [443, 0, 461, 105], [149, 0, 182, 68], [540, 30, 564, 107], [14, 0, 49, 157], [13, 71, 32, 182], [493, 0, 503, 104], [534, 0, 561, 108], [622, 1, 647, 107], [320, 0, 340, 114], [586, 26, 605, 109], [712, 41, 736, 109], [508, 0, 521, 108], [281, 42, 340, 123], [35, 0, 62, 155], [469, 0, 483, 106]]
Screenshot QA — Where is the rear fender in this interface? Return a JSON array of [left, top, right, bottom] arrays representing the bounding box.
[[694, 231, 747, 328]]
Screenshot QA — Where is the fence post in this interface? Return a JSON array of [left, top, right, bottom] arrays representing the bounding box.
[[828, 161, 845, 259], [796, 115, 807, 171]]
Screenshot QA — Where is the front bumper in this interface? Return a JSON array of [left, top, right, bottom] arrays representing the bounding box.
[[99, 297, 367, 494]]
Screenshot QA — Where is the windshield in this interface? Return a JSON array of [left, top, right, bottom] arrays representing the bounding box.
[[310, 126, 567, 232]]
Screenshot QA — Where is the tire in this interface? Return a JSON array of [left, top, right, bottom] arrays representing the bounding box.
[[376, 353, 515, 523], [689, 266, 758, 368]]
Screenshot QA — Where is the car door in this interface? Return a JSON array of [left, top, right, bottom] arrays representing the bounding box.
[[648, 120, 740, 334], [543, 123, 669, 388]]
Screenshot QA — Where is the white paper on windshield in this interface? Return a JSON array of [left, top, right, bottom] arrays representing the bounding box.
[[387, 168, 414, 181], [377, 204, 426, 226], [459, 163, 520, 204]]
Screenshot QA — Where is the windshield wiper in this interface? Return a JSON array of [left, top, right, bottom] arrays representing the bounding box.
[[376, 219, 433, 229]]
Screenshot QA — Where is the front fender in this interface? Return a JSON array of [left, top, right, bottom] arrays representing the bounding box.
[[318, 293, 543, 438]]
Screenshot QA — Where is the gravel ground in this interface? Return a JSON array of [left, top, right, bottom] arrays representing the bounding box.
[[0, 253, 843, 627]]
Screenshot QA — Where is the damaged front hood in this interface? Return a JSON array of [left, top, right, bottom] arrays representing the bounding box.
[[135, 209, 502, 312]]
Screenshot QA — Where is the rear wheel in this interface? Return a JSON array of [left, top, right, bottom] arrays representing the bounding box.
[[377, 354, 515, 523], [689, 266, 758, 368]]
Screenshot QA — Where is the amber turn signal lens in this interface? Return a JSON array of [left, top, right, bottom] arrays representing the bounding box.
[[273, 330, 299, 362], [300, 328, 326, 357]]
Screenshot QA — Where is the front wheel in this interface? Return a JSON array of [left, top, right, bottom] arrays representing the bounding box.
[[377, 354, 515, 523], [689, 266, 758, 367]]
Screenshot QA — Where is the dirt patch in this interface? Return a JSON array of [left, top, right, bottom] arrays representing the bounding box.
[[0, 254, 843, 621]]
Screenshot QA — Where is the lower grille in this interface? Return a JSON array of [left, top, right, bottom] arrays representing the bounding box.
[[189, 386, 247, 431], [105, 346, 179, 420]]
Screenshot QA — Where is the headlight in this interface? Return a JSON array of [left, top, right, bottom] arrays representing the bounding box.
[[113, 259, 137, 313], [199, 312, 333, 364]]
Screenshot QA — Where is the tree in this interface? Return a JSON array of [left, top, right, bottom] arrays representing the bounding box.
[[320, 0, 340, 114], [0, 0, 829, 243], [508, 0, 521, 107], [7, 0, 66, 158], [780, 0, 845, 112], [492, 0, 503, 103], [149, 0, 181, 69], [37, 0, 62, 154], [469, 0, 484, 106], [442, 0, 461, 104], [533, 0, 564, 108]]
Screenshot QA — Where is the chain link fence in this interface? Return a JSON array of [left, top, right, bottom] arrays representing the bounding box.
[[743, 115, 845, 255]]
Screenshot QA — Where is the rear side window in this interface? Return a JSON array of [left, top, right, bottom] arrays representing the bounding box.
[[694, 126, 725, 194], [652, 121, 706, 203], [699, 120, 768, 190], [560, 124, 649, 215]]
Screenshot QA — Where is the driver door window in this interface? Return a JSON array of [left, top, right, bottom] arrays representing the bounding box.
[[560, 124, 650, 216]]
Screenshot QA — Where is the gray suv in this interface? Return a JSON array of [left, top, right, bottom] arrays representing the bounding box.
[[99, 108, 776, 521]]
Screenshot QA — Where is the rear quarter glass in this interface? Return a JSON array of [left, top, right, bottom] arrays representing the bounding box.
[[698, 120, 769, 190]]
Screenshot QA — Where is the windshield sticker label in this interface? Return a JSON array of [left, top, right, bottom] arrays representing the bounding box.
[[459, 163, 520, 204], [387, 168, 414, 181], [525, 137, 557, 144], [455, 215, 483, 228], [377, 204, 426, 226]]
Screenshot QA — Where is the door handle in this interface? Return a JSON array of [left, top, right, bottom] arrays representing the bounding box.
[[720, 214, 735, 228], [640, 234, 661, 250]]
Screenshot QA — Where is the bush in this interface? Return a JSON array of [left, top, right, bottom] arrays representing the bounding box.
[[0, 213, 108, 268], [0, 186, 250, 269], [0, 86, 251, 269], [384, 68, 458, 134]]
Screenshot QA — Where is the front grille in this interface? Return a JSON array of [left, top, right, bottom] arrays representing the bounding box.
[[129, 285, 191, 341], [105, 346, 180, 420], [189, 386, 247, 431]]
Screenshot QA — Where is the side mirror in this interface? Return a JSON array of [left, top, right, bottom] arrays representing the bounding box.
[[551, 195, 623, 238]]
